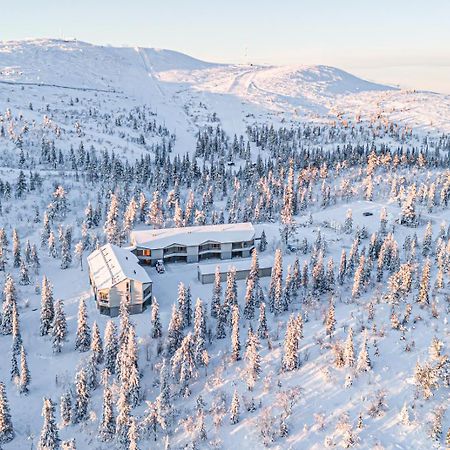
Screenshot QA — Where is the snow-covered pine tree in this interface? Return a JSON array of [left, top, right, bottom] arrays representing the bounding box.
[[0, 381, 14, 444], [75, 298, 91, 352], [230, 389, 240, 424], [356, 331, 372, 373], [91, 322, 103, 364], [104, 193, 123, 245], [115, 385, 131, 449], [19, 260, 30, 285], [12, 228, 21, 268], [37, 398, 60, 450], [244, 330, 261, 390], [231, 305, 241, 361], [170, 333, 197, 398], [72, 368, 90, 423], [1, 274, 17, 335], [18, 345, 30, 394], [210, 266, 222, 319], [257, 302, 268, 339], [343, 327, 355, 367], [151, 298, 162, 339], [40, 276, 55, 336], [60, 391, 72, 426], [52, 299, 67, 353], [98, 383, 115, 442], [104, 320, 118, 374], [165, 305, 183, 357]]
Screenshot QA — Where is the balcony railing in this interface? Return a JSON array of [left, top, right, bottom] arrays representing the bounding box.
[[164, 246, 187, 256]]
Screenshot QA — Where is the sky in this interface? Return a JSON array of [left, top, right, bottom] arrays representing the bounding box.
[[1, 0, 450, 93]]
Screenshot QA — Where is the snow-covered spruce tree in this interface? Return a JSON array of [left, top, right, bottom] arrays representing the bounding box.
[[0, 381, 14, 444], [282, 314, 301, 372], [422, 221, 432, 257], [19, 260, 31, 285], [75, 298, 91, 352], [11, 303, 22, 355], [127, 416, 139, 450], [115, 385, 131, 449], [104, 193, 123, 246], [154, 359, 172, 435], [19, 345, 30, 394], [400, 185, 417, 227], [231, 305, 241, 362], [31, 244, 41, 274], [72, 368, 90, 423], [48, 231, 57, 258], [344, 209, 353, 234], [12, 228, 21, 268], [74, 240, 84, 271], [343, 327, 355, 368], [325, 300, 336, 337], [122, 325, 140, 407], [244, 330, 261, 391], [257, 302, 269, 339], [259, 229, 267, 252], [151, 297, 162, 339], [171, 333, 197, 398], [338, 249, 347, 285], [91, 322, 103, 364], [177, 282, 192, 329], [223, 267, 238, 322], [52, 299, 67, 353], [165, 305, 183, 358], [210, 266, 222, 319], [37, 397, 60, 450], [40, 276, 55, 336], [193, 298, 207, 365], [60, 228, 72, 270], [122, 196, 138, 239], [215, 303, 227, 339], [230, 389, 240, 424], [417, 258, 431, 306], [104, 320, 118, 374], [98, 383, 115, 442], [10, 348, 19, 382], [243, 275, 256, 320], [1, 274, 17, 335], [268, 249, 283, 312], [86, 353, 99, 391], [60, 391, 72, 427], [356, 331, 372, 374]]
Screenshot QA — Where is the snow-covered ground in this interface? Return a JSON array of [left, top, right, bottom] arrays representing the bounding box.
[[0, 38, 448, 450]]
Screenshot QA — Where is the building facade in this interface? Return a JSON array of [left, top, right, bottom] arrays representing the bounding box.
[[130, 222, 256, 266], [87, 243, 152, 316]]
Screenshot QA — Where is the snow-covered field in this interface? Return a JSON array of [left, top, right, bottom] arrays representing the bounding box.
[[0, 38, 448, 450]]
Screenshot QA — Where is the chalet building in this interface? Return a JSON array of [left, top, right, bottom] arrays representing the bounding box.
[[87, 243, 152, 316], [130, 222, 256, 266]]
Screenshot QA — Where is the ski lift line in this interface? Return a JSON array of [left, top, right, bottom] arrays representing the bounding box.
[[0, 79, 118, 94]]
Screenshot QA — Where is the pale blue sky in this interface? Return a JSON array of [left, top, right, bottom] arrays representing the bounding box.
[[2, 0, 450, 93]]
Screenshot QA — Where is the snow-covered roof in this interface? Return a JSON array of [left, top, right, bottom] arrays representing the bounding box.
[[87, 243, 151, 290], [131, 222, 255, 250], [197, 256, 272, 276]]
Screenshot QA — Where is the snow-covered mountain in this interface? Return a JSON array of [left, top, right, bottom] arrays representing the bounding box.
[[2, 39, 450, 135]]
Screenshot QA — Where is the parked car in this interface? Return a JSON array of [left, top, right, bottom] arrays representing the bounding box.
[[155, 260, 165, 274]]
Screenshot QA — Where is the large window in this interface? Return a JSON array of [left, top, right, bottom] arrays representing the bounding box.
[[141, 249, 151, 257], [164, 246, 187, 255], [199, 243, 221, 252], [99, 291, 109, 301]]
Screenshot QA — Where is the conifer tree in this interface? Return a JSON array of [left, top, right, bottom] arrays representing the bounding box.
[[151, 298, 162, 339], [72, 368, 90, 423], [325, 300, 336, 337], [98, 383, 115, 442], [115, 385, 131, 449], [0, 381, 14, 444], [244, 331, 261, 390], [104, 320, 118, 374], [231, 305, 241, 361], [356, 331, 372, 373], [418, 258, 431, 306], [243, 276, 256, 320], [75, 298, 91, 352], [19, 260, 31, 285], [1, 274, 17, 335], [171, 333, 197, 398], [38, 398, 60, 450], [193, 298, 207, 365], [52, 300, 67, 353], [165, 305, 183, 357], [257, 302, 268, 339], [91, 322, 103, 364], [60, 392, 72, 426], [230, 390, 240, 424], [61, 439, 76, 450], [210, 266, 222, 319], [12, 228, 21, 268], [40, 276, 55, 336], [18, 345, 30, 394], [343, 327, 355, 367], [104, 193, 122, 245]]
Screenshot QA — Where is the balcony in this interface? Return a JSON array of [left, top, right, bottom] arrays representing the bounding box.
[[232, 240, 255, 250], [163, 246, 187, 256]]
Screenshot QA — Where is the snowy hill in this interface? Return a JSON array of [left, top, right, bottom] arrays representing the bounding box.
[[2, 39, 450, 135]]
